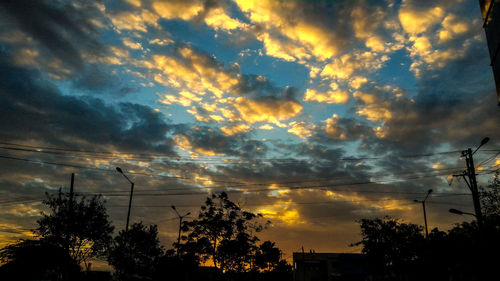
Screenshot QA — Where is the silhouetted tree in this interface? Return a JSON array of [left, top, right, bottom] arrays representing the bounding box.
[[36, 191, 114, 269], [352, 217, 424, 280], [0, 239, 80, 281], [255, 241, 281, 272], [480, 171, 500, 217], [154, 249, 200, 281], [180, 192, 269, 273], [107, 222, 164, 281], [255, 241, 292, 281]]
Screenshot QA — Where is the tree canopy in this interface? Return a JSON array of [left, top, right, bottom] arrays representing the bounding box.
[[107, 222, 164, 281], [35, 191, 114, 268], [179, 192, 270, 273], [0, 239, 80, 281], [353, 217, 424, 279]]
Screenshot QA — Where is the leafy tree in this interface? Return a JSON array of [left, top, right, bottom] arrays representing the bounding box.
[[255, 241, 282, 272], [154, 249, 201, 281], [180, 192, 268, 273], [352, 217, 424, 280], [0, 239, 80, 281], [480, 171, 500, 217], [107, 222, 164, 281], [255, 241, 292, 281], [35, 191, 114, 268]]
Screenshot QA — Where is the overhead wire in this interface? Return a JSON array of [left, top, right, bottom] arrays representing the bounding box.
[[0, 153, 474, 188], [0, 141, 485, 163]]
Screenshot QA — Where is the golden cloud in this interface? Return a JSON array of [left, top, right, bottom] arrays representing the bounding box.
[[122, 38, 142, 50], [324, 114, 347, 140], [234, 0, 338, 62], [303, 89, 349, 104], [399, 6, 444, 34], [353, 91, 392, 122], [152, 0, 203, 21], [221, 124, 251, 136], [257, 201, 304, 225], [144, 49, 239, 98], [110, 9, 159, 32], [160, 90, 203, 107], [288, 121, 316, 139], [438, 14, 469, 42], [233, 97, 303, 124], [204, 7, 247, 31], [320, 51, 389, 82]]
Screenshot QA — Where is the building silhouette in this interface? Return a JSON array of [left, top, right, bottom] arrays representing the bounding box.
[[479, 0, 500, 105], [293, 252, 367, 281]]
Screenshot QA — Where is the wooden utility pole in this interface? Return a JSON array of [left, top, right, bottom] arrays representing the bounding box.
[[69, 173, 74, 210], [463, 148, 484, 228]]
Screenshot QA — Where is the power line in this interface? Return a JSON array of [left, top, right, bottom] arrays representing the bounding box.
[[2, 141, 488, 162], [0, 153, 481, 188]]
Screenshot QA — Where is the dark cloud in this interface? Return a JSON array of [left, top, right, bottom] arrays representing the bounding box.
[[0, 53, 176, 155], [0, 0, 104, 72], [314, 116, 376, 143], [73, 64, 118, 92], [174, 125, 267, 158]]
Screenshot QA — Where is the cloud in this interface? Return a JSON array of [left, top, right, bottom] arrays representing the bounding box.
[[303, 89, 350, 104], [321, 114, 376, 141], [152, 0, 203, 21], [234, 0, 347, 62], [287, 121, 316, 139], [0, 54, 176, 155], [0, 0, 104, 72], [174, 125, 266, 158], [143, 45, 239, 97], [221, 124, 251, 136], [232, 96, 302, 125], [320, 51, 390, 82], [398, 4, 444, 34]]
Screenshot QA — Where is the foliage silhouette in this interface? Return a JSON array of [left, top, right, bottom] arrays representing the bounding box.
[[107, 222, 164, 281], [354, 214, 500, 281], [36, 191, 114, 268], [179, 192, 270, 273], [255, 241, 282, 272], [352, 217, 424, 280], [480, 171, 500, 217], [0, 239, 80, 281]]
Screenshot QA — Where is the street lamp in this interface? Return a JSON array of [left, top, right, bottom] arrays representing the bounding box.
[[449, 208, 477, 217], [116, 167, 135, 231], [171, 205, 190, 258], [472, 137, 490, 155], [414, 189, 432, 238]]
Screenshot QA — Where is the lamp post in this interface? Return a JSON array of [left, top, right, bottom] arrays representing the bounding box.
[[414, 189, 433, 238], [116, 167, 134, 232], [171, 205, 190, 258]]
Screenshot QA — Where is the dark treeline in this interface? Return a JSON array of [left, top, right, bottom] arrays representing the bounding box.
[[0, 191, 291, 281], [1, 173, 499, 281], [353, 173, 500, 281]]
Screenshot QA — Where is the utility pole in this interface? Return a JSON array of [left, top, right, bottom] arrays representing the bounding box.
[[414, 189, 432, 238], [116, 167, 135, 231], [171, 205, 190, 258], [463, 148, 484, 228], [69, 173, 74, 211], [454, 138, 489, 228]]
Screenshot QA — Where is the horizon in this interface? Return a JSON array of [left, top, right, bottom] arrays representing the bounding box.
[[1, 0, 500, 270]]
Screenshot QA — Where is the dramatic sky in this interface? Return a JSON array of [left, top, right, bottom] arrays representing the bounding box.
[[1, 0, 500, 265]]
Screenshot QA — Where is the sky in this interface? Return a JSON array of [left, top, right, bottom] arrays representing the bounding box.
[[1, 0, 500, 265]]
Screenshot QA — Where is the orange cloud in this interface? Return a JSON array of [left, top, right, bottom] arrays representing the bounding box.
[[303, 89, 349, 104], [233, 97, 303, 124], [288, 121, 316, 139]]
